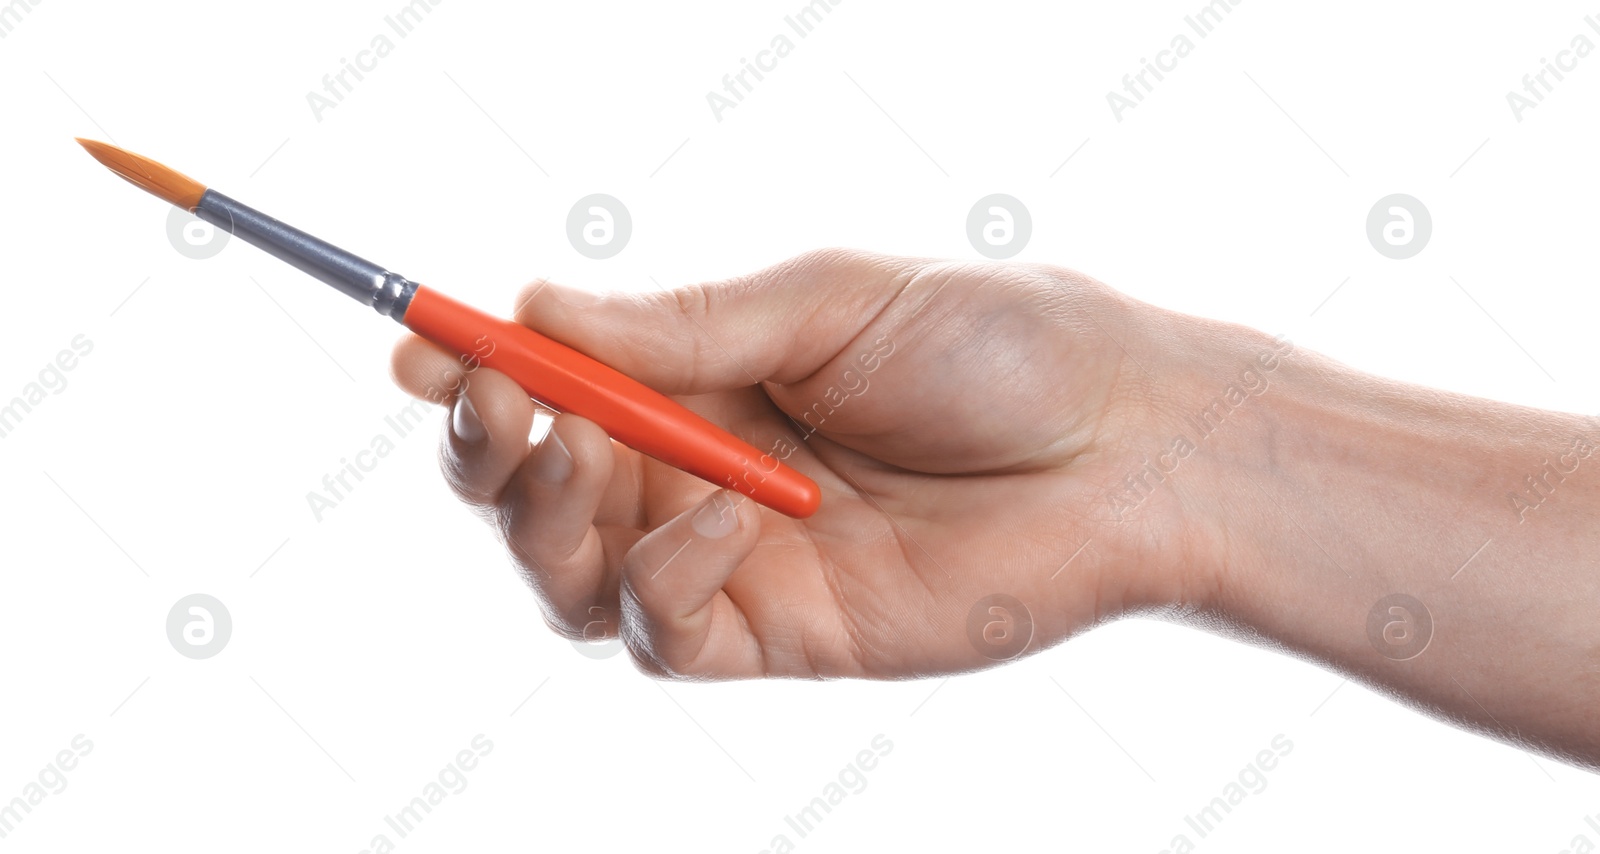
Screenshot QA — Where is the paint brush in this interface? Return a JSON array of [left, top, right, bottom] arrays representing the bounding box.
[[76, 139, 821, 519]]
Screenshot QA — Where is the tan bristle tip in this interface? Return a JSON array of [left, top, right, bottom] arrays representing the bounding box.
[[75, 139, 207, 211]]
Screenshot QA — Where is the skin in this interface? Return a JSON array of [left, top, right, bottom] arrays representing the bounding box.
[[389, 249, 1600, 770]]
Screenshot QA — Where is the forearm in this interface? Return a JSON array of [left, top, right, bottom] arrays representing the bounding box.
[[1152, 313, 1600, 766]]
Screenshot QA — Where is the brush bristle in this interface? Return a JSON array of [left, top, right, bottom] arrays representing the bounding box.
[[76, 139, 208, 211]]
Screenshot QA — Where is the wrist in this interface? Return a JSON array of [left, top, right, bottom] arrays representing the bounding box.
[[1167, 322, 1600, 762], [1077, 301, 1297, 614]]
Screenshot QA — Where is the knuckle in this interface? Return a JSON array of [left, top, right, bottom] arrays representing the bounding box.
[[620, 624, 675, 678], [518, 568, 610, 642], [542, 611, 605, 642], [625, 644, 675, 679], [667, 279, 713, 319], [641, 283, 713, 388], [437, 434, 481, 501], [500, 520, 562, 590], [541, 614, 586, 641], [500, 482, 587, 565], [616, 588, 676, 678]]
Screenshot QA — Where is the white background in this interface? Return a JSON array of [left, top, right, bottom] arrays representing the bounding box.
[[3, 0, 1599, 850]]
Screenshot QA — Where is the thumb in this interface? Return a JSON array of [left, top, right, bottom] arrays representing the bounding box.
[[512, 249, 920, 396]]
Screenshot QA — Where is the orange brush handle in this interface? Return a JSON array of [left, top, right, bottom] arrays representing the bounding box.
[[402, 285, 821, 519]]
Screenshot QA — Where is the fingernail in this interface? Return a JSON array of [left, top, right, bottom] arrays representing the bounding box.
[[692, 492, 739, 539], [533, 429, 573, 484], [546, 282, 597, 307], [452, 393, 486, 443]]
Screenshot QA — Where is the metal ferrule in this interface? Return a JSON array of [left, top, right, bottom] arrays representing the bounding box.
[[194, 189, 417, 321]]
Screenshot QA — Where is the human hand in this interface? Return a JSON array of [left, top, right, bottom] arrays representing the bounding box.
[[388, 249, 1217, 679]]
